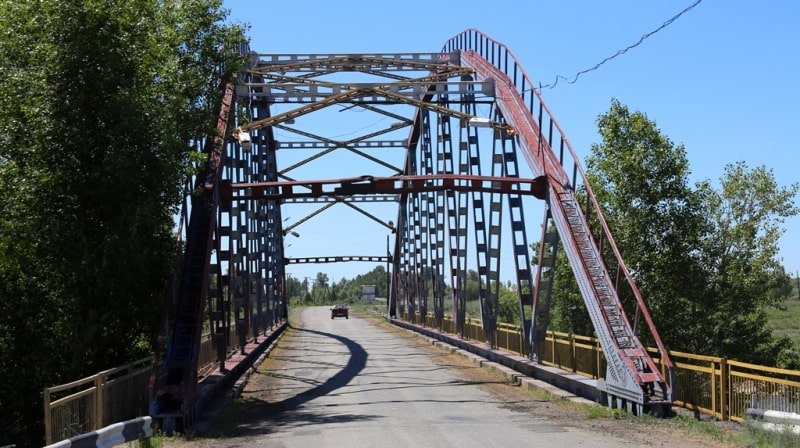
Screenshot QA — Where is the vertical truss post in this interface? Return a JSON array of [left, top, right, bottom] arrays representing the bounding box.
[[417, 110, 433, 325], [530, 204, 559, 362], [219, 131, 236, 358], [260, 139, 282, 334], [433, 90, 452, 331], [242, 145, 259, 341], [388, 220, 401, 319], [230, 198, 249, 352], [480, 113, 507, 349], [386, 224, 405, 319], [493, 110, 536, 357], [449, 75, 474, 337], [210, 164, 230, 372], [398, 188, 414, 321], [459, 79, 493, 346], [407, 193, 420, 323]]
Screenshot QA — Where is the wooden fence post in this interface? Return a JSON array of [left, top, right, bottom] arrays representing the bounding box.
[[44, 387, 52, 445], [720, 358, 728, 420], [94, 373, 104, 430]]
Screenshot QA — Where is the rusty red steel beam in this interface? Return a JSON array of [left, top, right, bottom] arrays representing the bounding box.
[[220, 174, 548, 202], [286, 255, 391, 264], [460, 48, 674, 374], [152, 79, 236, 408]]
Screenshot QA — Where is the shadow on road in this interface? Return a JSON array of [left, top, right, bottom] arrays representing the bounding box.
[[193, 327, 371, 438], [273, 327, 368, 411]]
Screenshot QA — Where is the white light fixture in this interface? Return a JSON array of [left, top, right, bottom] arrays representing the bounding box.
[[468, 117, 493, 128], [238, 131, 252, 151]]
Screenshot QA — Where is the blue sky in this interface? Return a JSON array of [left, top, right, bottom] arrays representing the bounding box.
[[221, 0, 800, 284]]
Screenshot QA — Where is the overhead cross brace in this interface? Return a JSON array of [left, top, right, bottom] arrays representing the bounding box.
[[219, 174, 548, 202]]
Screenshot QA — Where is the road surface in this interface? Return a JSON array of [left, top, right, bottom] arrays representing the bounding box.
[[163, 305, 701, 447]]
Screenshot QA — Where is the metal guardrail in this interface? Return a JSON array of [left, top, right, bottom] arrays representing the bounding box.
[[43, 358, 152, 445], [43, 327, 248, 445], [44, 416, 152, 448], [46, 311, 800, 443], [419, 313, 800, 422]]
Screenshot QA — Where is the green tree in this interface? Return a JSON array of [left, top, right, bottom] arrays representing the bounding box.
[[285, 275, 305, 302], [580, 99, 709, 349], [0, 1, 246, 446], [694, 162, 799, 365], [545, 250, 595, 336], [338, 265, 389, 301], [313, 272, 330, 290], [497, 284, 521, 326], [558, 99, 800, 367]]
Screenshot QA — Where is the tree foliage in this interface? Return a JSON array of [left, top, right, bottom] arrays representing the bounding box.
[[547, 99, 799, 367], [0, 1, 246, 446], [497, 284, 522, 326], [583, 99, 710, 348], [339, 265, 390, 300], [694, 162, 799, 365]]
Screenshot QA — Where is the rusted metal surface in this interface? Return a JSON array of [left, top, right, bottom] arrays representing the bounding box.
[[449, 29, 673, 414], [220, 174, 547, 201], [153, 29, 680, 432], [149, 77, 236, 432]]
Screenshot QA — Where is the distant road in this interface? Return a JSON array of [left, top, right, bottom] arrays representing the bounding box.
[[169, 306, 655, 447]]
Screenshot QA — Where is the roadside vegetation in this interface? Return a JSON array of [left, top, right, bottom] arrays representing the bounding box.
[[2, 1, 798, 446], [766, 279, 800, 347], [0, 1, 246, 446]]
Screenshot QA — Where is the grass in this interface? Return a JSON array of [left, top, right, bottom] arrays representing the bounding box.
[[766, 281, 800, 348], [140, 432, 168, 447], [517, 385, 739, 442], [513, 383, 626, 420], [666, 413, 734, 443], [737, 419, 800, 448], [516, 381, 800, 446]]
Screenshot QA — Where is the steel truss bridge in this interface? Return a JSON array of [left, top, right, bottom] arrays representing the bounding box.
[[150, 29, 675, 431]]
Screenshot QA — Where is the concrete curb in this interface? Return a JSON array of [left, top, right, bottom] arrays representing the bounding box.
[[230, 329, 287, 399], [44, 416, 152, 448], [746, 408, 800, 434]]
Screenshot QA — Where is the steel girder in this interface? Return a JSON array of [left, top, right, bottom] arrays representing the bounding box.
[[150, 79, 234, 433], [228, 48, 542, 352], [490, 108, 537, 353], [222, 69, 283, 360], [444, 29, 674, 415], [155, 34, 566, 434], [234, 52, 503, 327], [158, 29, 677, 429]]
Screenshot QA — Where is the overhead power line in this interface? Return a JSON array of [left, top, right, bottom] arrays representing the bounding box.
[[540, 0, 703, 89]]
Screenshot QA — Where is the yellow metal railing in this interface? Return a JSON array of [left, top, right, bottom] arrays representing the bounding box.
[[47, 310, 800, 443], [43, 357, 152, 445], [43, 325, 253, 445], [727, 360, 800, 421], [415, 312, 800, 422]]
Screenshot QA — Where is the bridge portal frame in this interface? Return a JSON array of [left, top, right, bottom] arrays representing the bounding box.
[[153, 30, 675, 433]]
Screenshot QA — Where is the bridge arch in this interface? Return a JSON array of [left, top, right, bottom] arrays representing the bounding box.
[[151, 29, 673, 431]]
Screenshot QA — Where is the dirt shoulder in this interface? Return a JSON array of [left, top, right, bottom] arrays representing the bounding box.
[[360, 313, 743, 448], [165, 308, 744, 447]]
